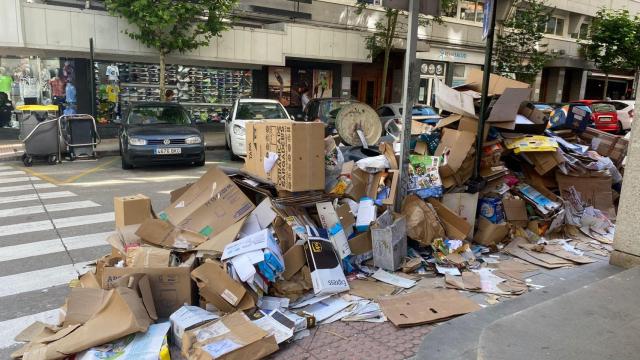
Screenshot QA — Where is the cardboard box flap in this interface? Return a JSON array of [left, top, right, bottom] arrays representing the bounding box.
[[111, 274, 159, 321], [465, 69, 530, 95], [435, 128, 476, 177], [434, 79, 478, 119], [473, 217, 510, 246], [503, 198, 528, 225], [486, 88, 532, 128], [23, 287, 153, 360], [63, 288, 110, 326], [427, 199, 471, 240], [196, 217, 247, 253], [136, 218, 207, 250], [160, 166, 255, 237], [126, 246, 171, 268], [191, 261, 247, 310]]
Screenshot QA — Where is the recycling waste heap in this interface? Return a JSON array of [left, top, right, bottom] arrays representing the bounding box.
[[11, 69, 626, 360]]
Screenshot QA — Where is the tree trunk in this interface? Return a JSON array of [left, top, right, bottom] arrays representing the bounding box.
[[633, 67, 639, 100], [159, 52, 166, 101], [380, 47, 390, 106], [603, 73, 609, 100]]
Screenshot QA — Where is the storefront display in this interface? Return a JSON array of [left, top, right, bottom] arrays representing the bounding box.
[[269, 65, 338, 110], [94, 61, 252, 123], [268, 66, 291, 107], [0, 56, 74, 109]]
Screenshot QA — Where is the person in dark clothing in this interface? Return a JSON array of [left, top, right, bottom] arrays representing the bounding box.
[[0, 92, 13, 127]]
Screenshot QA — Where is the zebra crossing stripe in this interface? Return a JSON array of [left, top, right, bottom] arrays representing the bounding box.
[[0, 309, 62, 349], [0, 231, 112, 263], [0, 191, 76, 205], [0, 200, 100, 218], [0, 176, 38, 184], [0, 171, 26, 177], [0, 183, 56, 194], [0, 261, 93, 298]]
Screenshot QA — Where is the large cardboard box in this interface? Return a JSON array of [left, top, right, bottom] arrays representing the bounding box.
[[159, 166, 255, 238], [434, 128, 476, 180], [191, 261, 255, 314], [114, 194, 152, 229], [245, 121, 325, 192], [464, 68, 530, 95], [371, 212, 407, 271], [101, 266, 193, 318]]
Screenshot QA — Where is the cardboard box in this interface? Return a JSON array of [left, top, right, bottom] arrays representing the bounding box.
[[303, 237, 350, 295], [245, 121, 325, 192], [349, 230, 372, 256], [579, 127, 629, 166], [464, 68, 529, 95], [185, 312, 279, 360], [556, 171, 615, 219], [486, 88, 532, 130], [435, 128, 476, 179], [159, 166, 255, 238], [114, 194, 152, 229], [101, 266, 193, 318], [473, 217, 510, 246], [191, 261, 248, 313], [442, 192, 479, 239], [427, 199, 472, 240], [525, 150, 564, 175], [512, 102, 550, 134], [371, 212, 407, 271], [503, 198, 529, 227], [170, 305, 219, 349], [136, 218, 207, 249]]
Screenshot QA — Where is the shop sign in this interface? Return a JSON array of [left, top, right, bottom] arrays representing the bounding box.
[[439, 49, 468, 62]]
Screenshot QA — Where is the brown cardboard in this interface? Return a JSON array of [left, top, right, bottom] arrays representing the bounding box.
[[435, 128, 476, 178], [195, 217, 247, 253], [526, 151, 564, 175], [106, 224, 141, 256], [101, 266, 192, 318], [21, 287, 153, 360], [160, 166, 255, 238], [486, 88, 532, 129], [114, 194, 152, 230], [414, 141, 428, 155], [378, 289, 481, 327], [503, 198, 528, 227], [427, 199, 472, 241], [381, 170, 399, 206], [136, 218, 207, 249], [191, 261, 247, 313], [442, 192, 479, 239], [349, 230, 372, 255], [379, 142, 398, 169], [245, 121, 325, 192], [579, 127, 629, 165], [465, 68, 529, 95], [348, 279, 395, 300], [126, 246, 171, 268], [336, 204, 355, 233], [63, 288, 110, 326], [283, 244, 306, 280], [346, 168, 369, 201], [411, 120, 432, 135], [273, 216, 295, 253], [556, 171, 615, 219], [401, 195, 445, 246], [473, 217, 510, 246], [170, 183, 193, 203], [185, 312, 278, 360], [508, 102, 549, 134]]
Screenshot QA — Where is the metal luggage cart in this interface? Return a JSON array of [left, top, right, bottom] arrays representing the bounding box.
[[17, 105, 62, 166], [59, 114, 101, 160]]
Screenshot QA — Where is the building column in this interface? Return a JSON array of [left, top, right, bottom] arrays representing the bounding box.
[[578, 69, 588, 100], [611, 100, 640, 267], [553, 68, 566, 103], [341, 63, 352, 97], [531, 71, 543, 102]]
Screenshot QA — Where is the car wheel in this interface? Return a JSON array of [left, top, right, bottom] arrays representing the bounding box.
[[121, 155, 133, 170], [617, 121, 626, 135]]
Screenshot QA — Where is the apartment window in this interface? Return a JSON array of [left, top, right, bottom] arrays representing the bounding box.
[[442, 1, 458, 18], [571, 22, 590, 39], [460, 0, 484, 22], [544, 16, 565, 36]]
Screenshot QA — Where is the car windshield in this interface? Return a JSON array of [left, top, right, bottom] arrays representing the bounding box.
[[398, 106, 438, 116], [235, 102, 288, 120], [128, 106, 190, 125], [591, 103, 616, 113], [319, 100, 356, 122]]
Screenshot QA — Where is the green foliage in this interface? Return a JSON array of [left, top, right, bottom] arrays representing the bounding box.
[[493, 0, 554, 84], [580, 8, 639, 73], [105, 0, 237, 55]]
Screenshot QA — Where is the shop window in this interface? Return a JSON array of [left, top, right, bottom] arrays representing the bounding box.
[[453, 64, 466, 78], [94, 61, 252, 124], [460, 0, 484, 22], [544, 16, 565, 36]]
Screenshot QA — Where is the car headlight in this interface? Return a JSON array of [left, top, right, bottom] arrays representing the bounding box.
[[185, 136, 202, 144], [233, 124, 245, 136], [128, 137, 147, 146]]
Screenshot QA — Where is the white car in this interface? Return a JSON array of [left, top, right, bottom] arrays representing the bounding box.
[[225, 98, 292, 160], [610, 100, 635, 131]]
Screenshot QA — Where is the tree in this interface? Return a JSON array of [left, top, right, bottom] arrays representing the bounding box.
[[493, 0, 554, 84], [580, 8, 637, 99], [355, 1, 455, 106], [105, 0, 237, 100]]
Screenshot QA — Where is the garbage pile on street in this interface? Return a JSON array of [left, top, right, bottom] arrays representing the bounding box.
[[11, 70, 626, 359]]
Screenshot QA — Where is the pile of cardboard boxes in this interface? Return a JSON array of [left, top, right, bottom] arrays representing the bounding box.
[[11, 70, 627, 360]]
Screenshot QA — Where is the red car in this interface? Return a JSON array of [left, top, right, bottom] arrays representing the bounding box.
[[573, 100, 620, 133]]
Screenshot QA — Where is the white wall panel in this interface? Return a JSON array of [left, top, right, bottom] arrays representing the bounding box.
[[319, 29, 333, 57], [45, 9, 72, 47], [0, 0, 23, 46], [234, 29, 251, 60], [70, 12, 93, 49], [251, 31, 268, 62], [305, 28, 321, 57], [22, 7, 47, 46], [94, 14, 118, 51]]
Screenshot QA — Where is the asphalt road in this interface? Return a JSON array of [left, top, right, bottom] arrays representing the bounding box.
[[0, 150, 241, 358]]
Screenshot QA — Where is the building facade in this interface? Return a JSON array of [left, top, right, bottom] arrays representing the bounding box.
[[0, 0, 638, 120]]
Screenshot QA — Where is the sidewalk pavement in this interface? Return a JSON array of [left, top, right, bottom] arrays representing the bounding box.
[[0, 132, 227, 161]]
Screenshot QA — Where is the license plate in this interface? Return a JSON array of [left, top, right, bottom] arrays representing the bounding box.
[[599, 116, 613, 123], [155, 148, 181, 155]]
